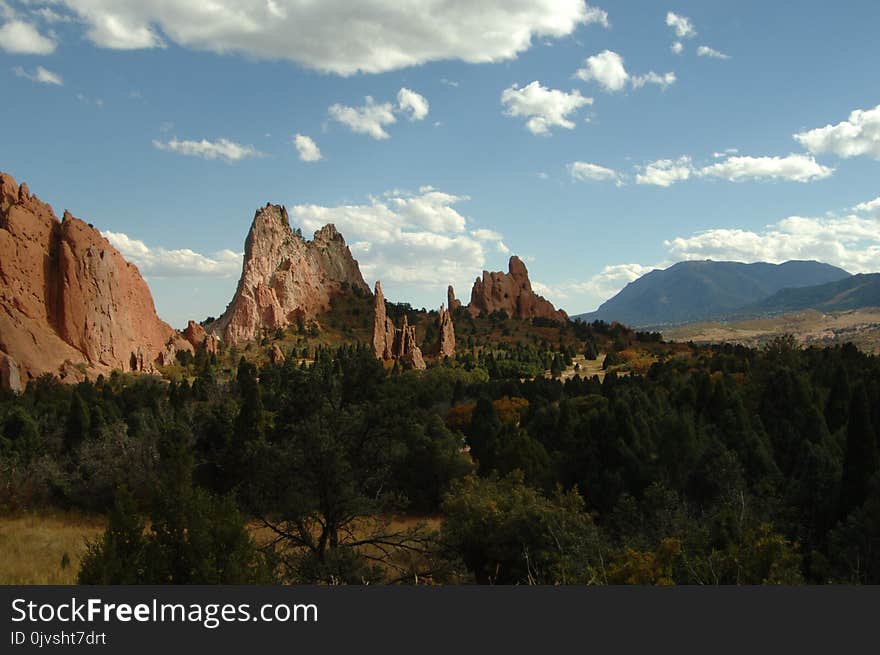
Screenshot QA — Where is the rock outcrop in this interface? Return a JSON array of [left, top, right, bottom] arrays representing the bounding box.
[[447, 285, 462, 312], [436, 304, 455, 358], [0, 172, 193, 389], [371, 281, 426, 370], [468, 256, 568, 323], [0, 351, 22, 393], [269, 344, 286, 365], [182, 320, 219, 355], [209, 204, 369, 345]]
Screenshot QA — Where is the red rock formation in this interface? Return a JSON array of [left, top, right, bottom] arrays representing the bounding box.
[[210, 204, 369, 345], [468, 256, 567, 322], [371, 280, 426, 370], [182, 320, 219, 355], [447, 285, 461, 312], [0, 172, 192, 389], [436, 304, 456, 358], [0, 351, 22, 393], [268, 343, 286, 365], [371, 281, 396, 360]]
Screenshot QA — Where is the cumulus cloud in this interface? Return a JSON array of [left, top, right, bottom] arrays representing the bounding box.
[[574, 50, 629, 92], [102, 231, 243, 278], [568, 161, 621, 183], [152, 137, 263, 162], [12, 64, 63, 85], [397, 87, 429, 121], [664, 214, 880, 274], [571, 263, 657, 300], [666, 11, 696, 39], [699, 154, 833, 183], [635, 156, 693, 187], [55, 0, 608, 75], [671, 41, 683, 55], [0, 19, 56, 54], [697, 45, 730, 60], [289, 187, 507, 294], [853, 196, 880, 215], [328, 96, 396, 140], [329, 88, 429, 139], [794, 103, 880, 159], [294, 133, 322, 162], [575, 50, 676, 92], [636, 153, 833, 186], [501, 80, 592, 135]]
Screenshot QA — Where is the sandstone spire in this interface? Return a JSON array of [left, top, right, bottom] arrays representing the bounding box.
[[371, 280, 426, 370], [447, 285, 461, 312], [209, 204, 369, 345], [436, 303, 455, 358]]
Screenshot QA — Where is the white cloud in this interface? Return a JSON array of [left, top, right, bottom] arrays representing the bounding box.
[[664, 214, 880, 274], [290, 187, 506, 293], [572, 263, 658, 301], [699, 154, 833, 183], [794, 103, 880, 159], [56, 0, 608, 75], [575, 50, 676, 92], [636, 153, 833, 186], [152, 137, 262, 162], [501, 80, 592, 135], [853, 196, 880, 215], [631, 71, 676, 90], [397, 87, 429, 121], [666, 11, 696, 39], [12, 65, 63, 85], [574, 49, 629, 92], [568, 161, 620, 183], [102, 231, 243, 278], [671, 41, 683, 55], [697, 45, 730, 60], [635, 156, 693, 187], [0, 20, 56, 54], [328, 96, 396, 140], [294, 133, 322, 162]]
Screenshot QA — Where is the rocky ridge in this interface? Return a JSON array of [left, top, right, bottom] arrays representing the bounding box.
[[0, 172, 192, 389], [467, 256, 567, 322]]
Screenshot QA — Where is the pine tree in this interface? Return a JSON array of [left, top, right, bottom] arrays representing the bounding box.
[[839, 383, 879, 518]]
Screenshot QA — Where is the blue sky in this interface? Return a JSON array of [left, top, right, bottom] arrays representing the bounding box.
[[2, 0, 879, 328]]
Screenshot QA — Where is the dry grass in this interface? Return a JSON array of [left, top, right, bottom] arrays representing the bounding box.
[[0, 512, 105, 585], [664, 307, 880, 354], [1, 511, 444, 585]]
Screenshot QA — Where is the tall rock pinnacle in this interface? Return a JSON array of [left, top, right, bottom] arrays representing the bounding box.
[[210, 204, 369, 345]]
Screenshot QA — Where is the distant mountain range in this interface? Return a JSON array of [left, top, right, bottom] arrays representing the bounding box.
[[574, 260, 861, 328]]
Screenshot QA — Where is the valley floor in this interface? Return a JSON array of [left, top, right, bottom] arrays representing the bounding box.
[[663, 307, 880, 354]]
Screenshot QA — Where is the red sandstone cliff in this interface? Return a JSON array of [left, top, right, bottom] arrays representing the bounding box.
[[0, 172, 192, 389]]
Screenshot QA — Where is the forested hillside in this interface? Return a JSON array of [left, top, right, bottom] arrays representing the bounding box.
[[1, 329, 878, 584]]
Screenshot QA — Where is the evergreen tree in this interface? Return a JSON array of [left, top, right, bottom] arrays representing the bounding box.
[[839, 383, 879, 518]]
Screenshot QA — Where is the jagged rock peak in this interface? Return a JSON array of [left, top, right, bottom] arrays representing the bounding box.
[[182, 320, 219, 355], [447, 285, 462, 312], [209, 204, 369, 345], [0, 171, 193, 389], [468, 255, 568, 323], [371, 280, 426, 370]]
